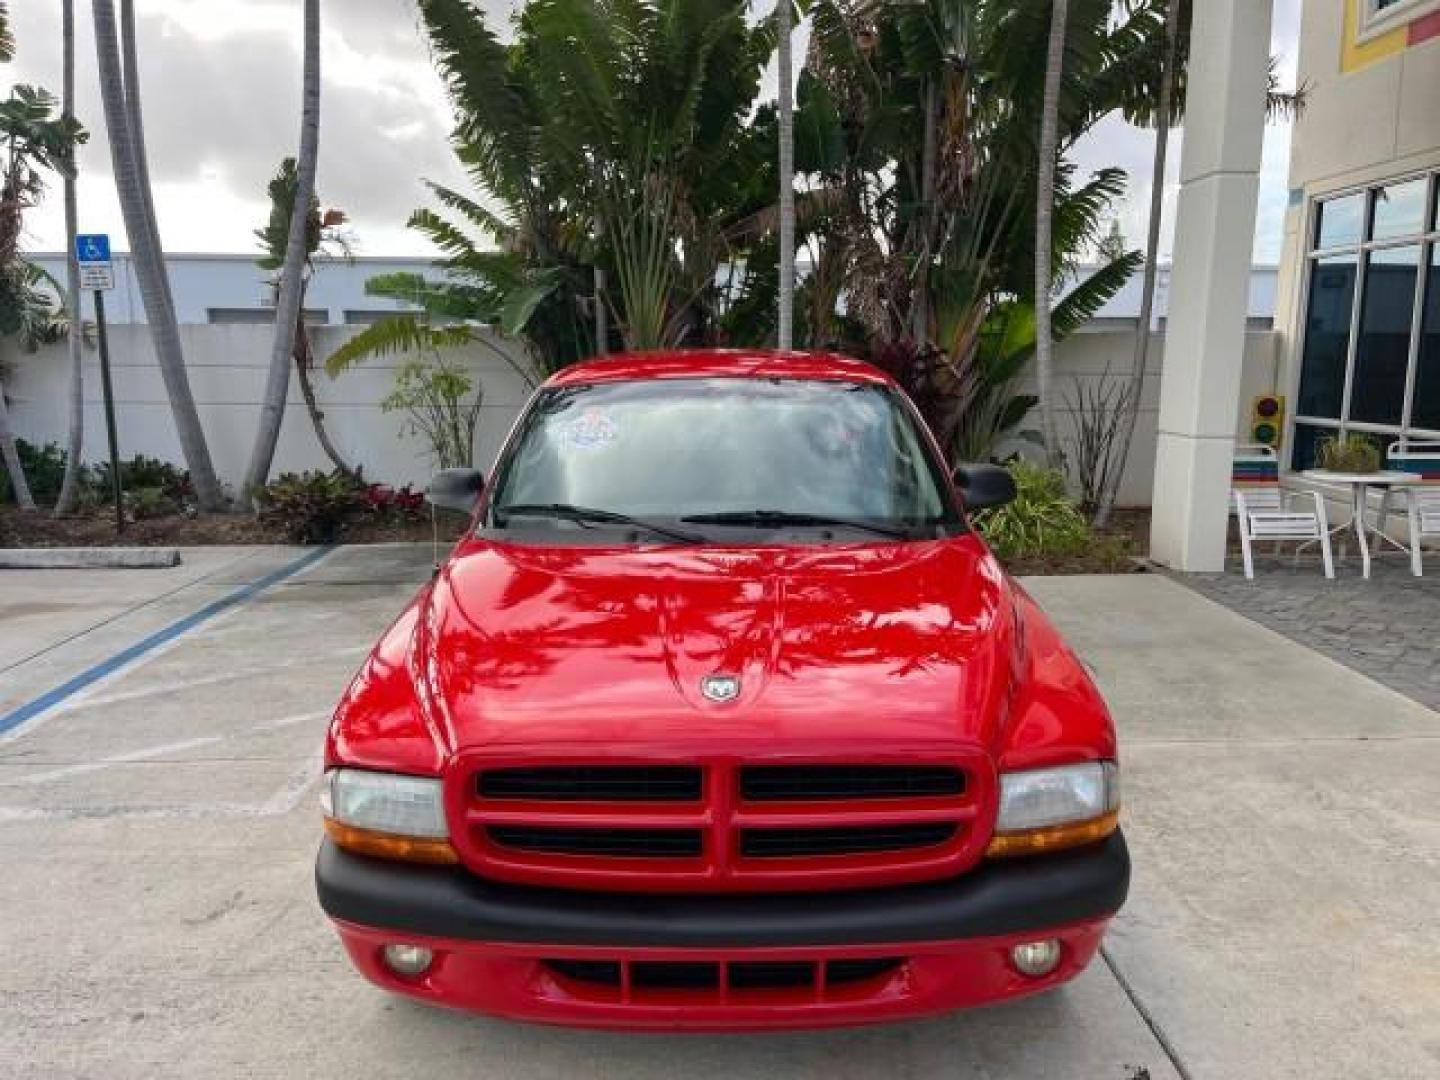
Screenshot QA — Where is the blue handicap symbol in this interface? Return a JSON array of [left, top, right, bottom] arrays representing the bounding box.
[[76, 234, 112, 263]]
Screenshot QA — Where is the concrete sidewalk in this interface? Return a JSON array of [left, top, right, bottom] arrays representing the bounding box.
[[0, 548, 1434, 1078]]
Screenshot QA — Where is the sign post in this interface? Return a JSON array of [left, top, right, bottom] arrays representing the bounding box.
[[75, 234, 123, 533]]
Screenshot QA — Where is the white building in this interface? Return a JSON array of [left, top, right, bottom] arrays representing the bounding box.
[[26, 251, 1279, 330], [25, 253, 434, 327]]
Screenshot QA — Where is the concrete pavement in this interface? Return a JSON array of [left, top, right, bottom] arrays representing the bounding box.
[[0, 547, 1433, 1077]]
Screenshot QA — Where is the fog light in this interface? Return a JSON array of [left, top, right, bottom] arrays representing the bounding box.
[[1010, 939, 1062, 977], [382, 943, 434, 977]]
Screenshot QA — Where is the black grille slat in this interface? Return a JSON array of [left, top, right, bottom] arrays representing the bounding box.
[[632, 962, 719, 990], [480, 766, 702, 802], [543, 958, 906, 993], [741, 765, 965, 801], [740, 822, 957, 858], [825, 958, 904, 985], [544, 959, 621, 986], [729, 962, 816, 991], [487, 825, 703, 858]]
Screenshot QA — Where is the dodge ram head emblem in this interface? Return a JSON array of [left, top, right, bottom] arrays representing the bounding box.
[[700, 675, 741, 703]]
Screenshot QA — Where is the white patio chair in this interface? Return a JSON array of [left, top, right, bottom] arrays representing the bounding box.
[[1377, 441, 1440, 577], [1231, 445, 1334, 580]]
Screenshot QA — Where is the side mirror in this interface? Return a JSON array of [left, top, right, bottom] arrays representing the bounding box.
[[953, 463, 1016, 511], [427, 468, 485, 513]]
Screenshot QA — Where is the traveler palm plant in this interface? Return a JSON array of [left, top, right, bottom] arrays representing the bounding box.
[[328, 0, 782, 380]]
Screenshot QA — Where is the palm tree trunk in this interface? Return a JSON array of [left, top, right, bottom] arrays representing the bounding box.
[[775, 0, 795, 351], [911, 81, 938, 344], [0, 376, 36, 511], [241, 0, 320, 505], [1095, 0, 1180, 527], [1033, 0, 1068, 469], [92, 0, 224, 509], [119, 0, 174, 319], [54, 0, 85, 515], [292, 305, 354, 476]]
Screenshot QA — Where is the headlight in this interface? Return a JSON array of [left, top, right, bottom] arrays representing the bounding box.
[[987, 762, 1120, 859], [321, 768, 458, 864]]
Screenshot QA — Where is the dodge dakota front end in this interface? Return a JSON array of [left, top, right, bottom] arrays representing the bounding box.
[[315, 350, 1129, 1030]]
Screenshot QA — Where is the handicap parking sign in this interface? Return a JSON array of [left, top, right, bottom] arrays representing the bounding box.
[[76, 234, 112, 264], [75, 233, 115, 290]]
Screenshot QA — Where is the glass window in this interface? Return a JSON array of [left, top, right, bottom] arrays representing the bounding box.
[[1315, 193, 1366, 249], [1297, 254, 1358, 418], [1351, 246, 1420, 425], [487, 378, 957, 539], [1413, 245, 1440, 431], [1291, 422, 1334, 471], [1371, 179, 1428, 242]]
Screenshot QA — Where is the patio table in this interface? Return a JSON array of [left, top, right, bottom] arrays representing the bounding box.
[[1301, 469, 1420, 579]]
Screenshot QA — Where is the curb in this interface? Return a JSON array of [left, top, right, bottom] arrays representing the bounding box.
[[0, 547, 182, 570]]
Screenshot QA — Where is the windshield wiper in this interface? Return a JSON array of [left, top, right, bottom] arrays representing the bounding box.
[[679, 509, 913, 540], [494, 503, 705, 544]]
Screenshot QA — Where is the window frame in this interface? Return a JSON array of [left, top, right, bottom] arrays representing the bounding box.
[[1288, 169, 1440, 469], [1356, 0, 1440, 44]]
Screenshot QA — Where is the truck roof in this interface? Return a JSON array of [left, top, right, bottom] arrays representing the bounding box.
[[543, 349, 896, 389]]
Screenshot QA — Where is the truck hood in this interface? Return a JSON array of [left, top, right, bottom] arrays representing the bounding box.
[[417, 536, 1015, 756]]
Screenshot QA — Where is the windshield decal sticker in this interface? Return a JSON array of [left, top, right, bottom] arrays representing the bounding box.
[[562, 408, 619, 450]]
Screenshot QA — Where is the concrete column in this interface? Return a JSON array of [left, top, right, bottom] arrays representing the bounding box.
[[1149, 0, 1274, 572]]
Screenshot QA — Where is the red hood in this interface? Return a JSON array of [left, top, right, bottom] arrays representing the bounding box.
[[414, 535, 1016, 757]]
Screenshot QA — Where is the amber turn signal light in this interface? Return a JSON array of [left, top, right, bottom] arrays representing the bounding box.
[[324, 818, 461, 865], [984, 809, 1120, 860]]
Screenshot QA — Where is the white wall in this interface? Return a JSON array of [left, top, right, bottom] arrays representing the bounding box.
[[25, 254, 436, 327], [27, 251, 1281, 330], [1, 324, 535, 493], [2, 327, 1281, 506]]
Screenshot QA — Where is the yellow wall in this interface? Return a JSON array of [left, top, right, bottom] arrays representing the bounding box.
[[1342, 0, 1410, 72]]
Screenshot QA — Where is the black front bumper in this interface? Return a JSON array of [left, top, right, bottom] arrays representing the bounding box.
[[316, 830, 1129, 949]]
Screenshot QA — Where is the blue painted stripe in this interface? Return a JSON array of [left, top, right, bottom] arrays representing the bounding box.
[[0, 546, 332, 738]]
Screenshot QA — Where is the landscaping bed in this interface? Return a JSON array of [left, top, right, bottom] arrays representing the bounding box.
[[0, 505, 470, 548], [3, 502, 1152, 574]]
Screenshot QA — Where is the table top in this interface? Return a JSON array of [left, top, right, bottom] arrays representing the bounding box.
[[1302, 469, 1421, 486]]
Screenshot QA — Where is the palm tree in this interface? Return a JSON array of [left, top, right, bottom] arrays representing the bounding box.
[[242, 0, 321, 505], [0, 0, 26, 511], [54, 0, 85, 515], [1034, 0, 1069, 469], [119, 0, 172, 316], [776, 0, 795, 350], [2, 78, 82, 511], [252, 158, 355, 478], [91, 0, 224, 510]]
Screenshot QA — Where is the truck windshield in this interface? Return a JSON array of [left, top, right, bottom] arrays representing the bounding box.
[[485, 378, 959, 541]]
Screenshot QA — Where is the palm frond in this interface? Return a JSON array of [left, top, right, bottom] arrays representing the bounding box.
[[324, 315, 476, 376]]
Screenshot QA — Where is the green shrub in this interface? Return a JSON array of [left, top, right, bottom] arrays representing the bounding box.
[[124, 485, 179, 521], [254, 470, 367, 544], [87, 455, 191, 502], [0, 439, 68, 505], [1316, 432, 1381, 474], [971, 460, 1091, 560]]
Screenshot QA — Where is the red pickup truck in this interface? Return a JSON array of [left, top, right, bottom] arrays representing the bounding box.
[[316, 350, 1127, 1030]]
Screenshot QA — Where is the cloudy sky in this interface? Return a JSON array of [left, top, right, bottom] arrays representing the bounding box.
[[7, 0, 1301, 263]]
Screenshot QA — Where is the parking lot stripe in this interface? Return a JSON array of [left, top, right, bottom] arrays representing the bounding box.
[[0, 546, 333, 739]]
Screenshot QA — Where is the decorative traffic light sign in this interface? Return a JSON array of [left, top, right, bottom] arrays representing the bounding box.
[[1251, 394, 1285, 449]]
